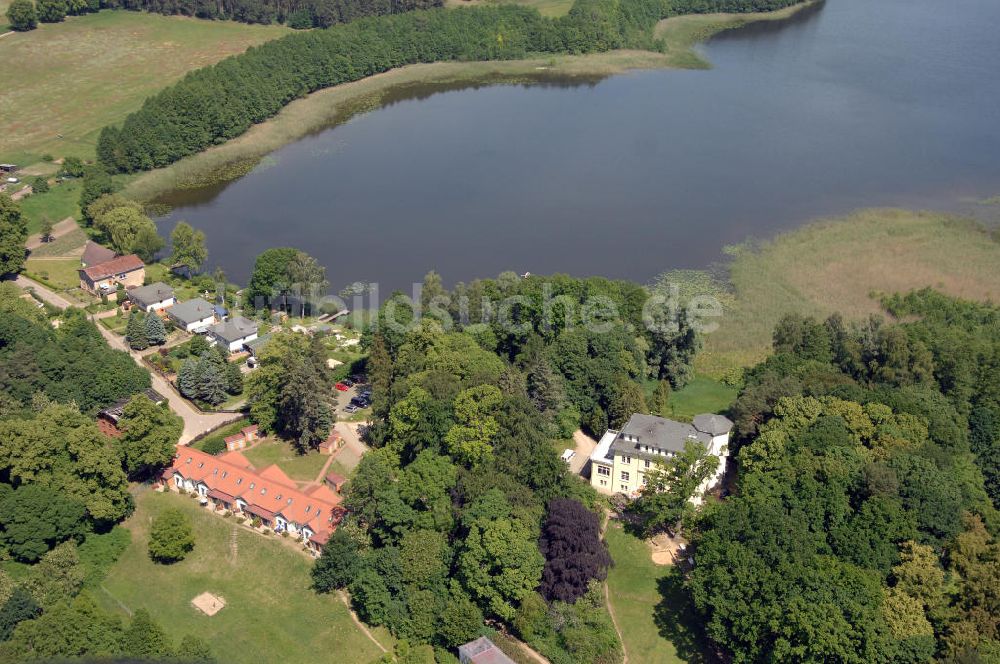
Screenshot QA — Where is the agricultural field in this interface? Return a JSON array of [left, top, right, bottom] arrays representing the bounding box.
[[98, 489, 392, 664], [0, 11, 289, 164]]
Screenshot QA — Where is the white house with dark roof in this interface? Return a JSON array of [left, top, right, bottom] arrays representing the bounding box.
[[208, 316, 258, 353], [589, 412, 733, 497], [127, 282, 175, 312], [167, 298, 217, 333]]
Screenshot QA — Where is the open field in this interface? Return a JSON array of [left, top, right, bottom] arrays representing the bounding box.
[[29, 226, 88, 257], [16, 179, 81, 234], [0, 11, 289, 163], [666, 376, 737, 420], [99, 489, 391, 664], [697, 209, 1000, 375], [243, 439, 330, 483], [120, 3, 814, 201], [605, 522, 708, 663]]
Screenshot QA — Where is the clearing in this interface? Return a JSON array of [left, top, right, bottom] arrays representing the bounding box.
[[604, 522, 708, 663], [98, 489, 392, 664], [697, 209, 1000, 376], [0, 11, 289, 162], [445, 0, 574, 17]]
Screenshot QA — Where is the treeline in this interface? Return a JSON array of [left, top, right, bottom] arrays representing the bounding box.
[[5, 0, 441, 31], [688, 289, 1000, 662], [97, 0, 803, 173]]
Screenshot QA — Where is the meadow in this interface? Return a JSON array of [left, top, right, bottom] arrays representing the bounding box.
[[604, 522, 708, 663], [242, 439, 331, 483], [697, 208, 1000, 375], [0, 11, 288, 163], [98, 489, 392, 664]]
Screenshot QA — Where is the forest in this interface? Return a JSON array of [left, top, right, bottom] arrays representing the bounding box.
[[688, 289, 1000, 662], [95, 0, 803, 172]]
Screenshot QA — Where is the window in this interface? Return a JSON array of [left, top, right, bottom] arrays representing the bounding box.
[[621, 455, 632, 464], [644, 460, 651, 469], [620, 471, 630, 482], [276, 494, 282, 500], [222, 472, 228, 479], [641, 475, 648, 485], [620, 485, 628, 491], [236, 478, 243, 485], [213, 468, 218, 474], [597, 466, 610, 477], [260, 488, 266, 495], [249, 483, 255, 489], [287, 498, 293, 505], [197, 462, 204, 468]]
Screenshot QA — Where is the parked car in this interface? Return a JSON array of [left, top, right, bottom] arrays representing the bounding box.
[[561, 449, 576, 464], [342, 378, 354, 387], [335, 382, 350, 391], [344, 404, 359, 413]]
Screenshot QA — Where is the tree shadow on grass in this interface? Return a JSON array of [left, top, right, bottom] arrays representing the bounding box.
[[654, 568, 720, 664]]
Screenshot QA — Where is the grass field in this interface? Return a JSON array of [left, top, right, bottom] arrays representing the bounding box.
[[16, 179, 82, 233], [665, 376, 737, 420], [243, 439, 330, 483], [605, 522, 708, 663], [696, 209, 1000, 375], [23, 257, 81, 290], [0, 11, 289, 163], [99, 489, 391, 664]]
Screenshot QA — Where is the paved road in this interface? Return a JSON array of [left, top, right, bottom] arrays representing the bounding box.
[[14, 275, 238, 444], [570, 429, 598, 476]]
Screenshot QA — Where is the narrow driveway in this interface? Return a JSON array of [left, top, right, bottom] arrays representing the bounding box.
[[570, 429, 598, 476], [13, 275, 238, 443], [333, 422, 370, 471]]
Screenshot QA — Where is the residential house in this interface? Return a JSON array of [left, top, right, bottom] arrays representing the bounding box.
[[589, 413, 733, 497], [162, 447, 346, 553], [208, 316, 258, 354], [97, 388, 168, 437], [81, 241, 116, 269], [128, 282, 176, 313], [166, 298, 218, 333], [458, 637, 515, 664], [79, 254, 145, 295]]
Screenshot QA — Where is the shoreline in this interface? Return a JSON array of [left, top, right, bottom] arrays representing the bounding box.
[[121, 2, 816, 202]]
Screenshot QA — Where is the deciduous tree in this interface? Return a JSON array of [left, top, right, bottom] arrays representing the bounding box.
[[538, 498, 611, 603], [0, 195, 27, 277], [116, 394, 182, 480], [148, 508, 194, 563], [169, 221, 208, 274]]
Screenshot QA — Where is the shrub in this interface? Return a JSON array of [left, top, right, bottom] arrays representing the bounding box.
[[6, 0, 38, 30]]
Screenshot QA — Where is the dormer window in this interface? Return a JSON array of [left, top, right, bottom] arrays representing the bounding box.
[[197, 462, 204, 468], [260, 488, 266, 495], [287, 498, 293, 505], [249, 483, 255, 489], [237, 478, 243, 485], [185, 457, 192, 463], [222, 472, 228, 479], [213, 468, 218, 474], [276, 494, 282, 500]]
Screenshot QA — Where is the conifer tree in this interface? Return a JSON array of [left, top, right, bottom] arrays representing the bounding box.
[[144, 312, 166, 346], [125, 310, 148, 350]]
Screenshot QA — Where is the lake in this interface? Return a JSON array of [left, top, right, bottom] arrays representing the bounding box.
[[155, 0, 1000, 293]]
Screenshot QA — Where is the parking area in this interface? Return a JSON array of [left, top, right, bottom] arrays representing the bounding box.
[[334, 375, 371, 418]]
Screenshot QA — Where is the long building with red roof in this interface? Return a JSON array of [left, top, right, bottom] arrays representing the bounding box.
[[161, 447, 345, 554]]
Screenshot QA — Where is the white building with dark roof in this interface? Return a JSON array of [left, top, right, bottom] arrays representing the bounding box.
[[167, 298, 217, 333], [127, 282, 175, 312], [589, 412, 733, 497], [208, 315, 258, 353]]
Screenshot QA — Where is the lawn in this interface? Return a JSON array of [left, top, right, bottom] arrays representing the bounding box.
[[16, 178, 82, 234], [604, 522, 708, 663], [243, 438, 330, 483], [697, 209, 1000, 375], [23, 256, 81, 290], [98, 489, 391, 664], [665, 376, 737, 421], [0, 11, 289, 162]]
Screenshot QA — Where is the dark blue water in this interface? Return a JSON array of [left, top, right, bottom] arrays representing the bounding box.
[[157, 0, 1000, 292]]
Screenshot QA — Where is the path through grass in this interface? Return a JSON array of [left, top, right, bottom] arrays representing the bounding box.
[[605, 522, 709, 663]]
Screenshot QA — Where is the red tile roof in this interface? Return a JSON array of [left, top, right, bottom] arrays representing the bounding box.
[[168, 448, 343, 537], [220, 450, 253, 469], [80, 254, 145, 281]]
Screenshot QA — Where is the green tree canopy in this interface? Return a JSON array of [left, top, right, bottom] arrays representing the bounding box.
[[0, 195, 28, 277], [148, 508, 195, 564], [169, 221, 208, 273], [116, 394, 182, 480]]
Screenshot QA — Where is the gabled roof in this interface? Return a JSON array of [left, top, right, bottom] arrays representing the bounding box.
[[258, 464, 296, 488], [170, 448, 343, 535], [458, 637, 516, 664], [166, 298, 216, 325], [81, 241, 116, 268], [81, 254, 144, 281], [219, 450, 254, 469], [128, 282, 174, 308], [210, 316, 258, 343]]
